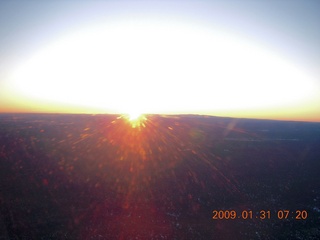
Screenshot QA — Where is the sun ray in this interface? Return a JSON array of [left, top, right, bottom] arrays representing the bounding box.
[[123, 113, 146, 128]]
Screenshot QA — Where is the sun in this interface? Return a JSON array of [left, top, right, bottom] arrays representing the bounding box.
[[128, 112, 142, 121], [124, 112, 146, 128]]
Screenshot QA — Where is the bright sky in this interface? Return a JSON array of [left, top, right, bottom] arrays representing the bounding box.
[[0, 0, 319, 121]]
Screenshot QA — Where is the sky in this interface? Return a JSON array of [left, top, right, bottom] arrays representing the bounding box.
[[0, 0, 319, 122]]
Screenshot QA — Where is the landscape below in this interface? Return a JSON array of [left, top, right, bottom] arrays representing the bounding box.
[[0, 113, 319, 239]]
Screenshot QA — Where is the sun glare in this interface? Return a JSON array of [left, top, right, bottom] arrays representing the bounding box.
[[128, 112, 142, 121], [124, 113, 146, 128], [5, 19, 318, 119]]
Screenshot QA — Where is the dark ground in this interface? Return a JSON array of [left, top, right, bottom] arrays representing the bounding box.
[[0, 113, 319, 239]]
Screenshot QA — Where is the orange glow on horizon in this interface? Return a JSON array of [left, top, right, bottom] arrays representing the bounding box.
[[0, 103, 319, 123]]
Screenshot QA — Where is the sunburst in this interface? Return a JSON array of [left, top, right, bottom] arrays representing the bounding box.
[[124, 112, 146, 128]]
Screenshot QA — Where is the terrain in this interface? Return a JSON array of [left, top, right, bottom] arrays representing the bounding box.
[[0, 113, 319, 239]]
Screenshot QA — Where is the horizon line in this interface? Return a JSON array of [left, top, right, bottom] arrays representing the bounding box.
[[1, 111, 319, 123]]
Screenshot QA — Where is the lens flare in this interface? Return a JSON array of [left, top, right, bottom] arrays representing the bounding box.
[[124, 113, 146, 128]]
